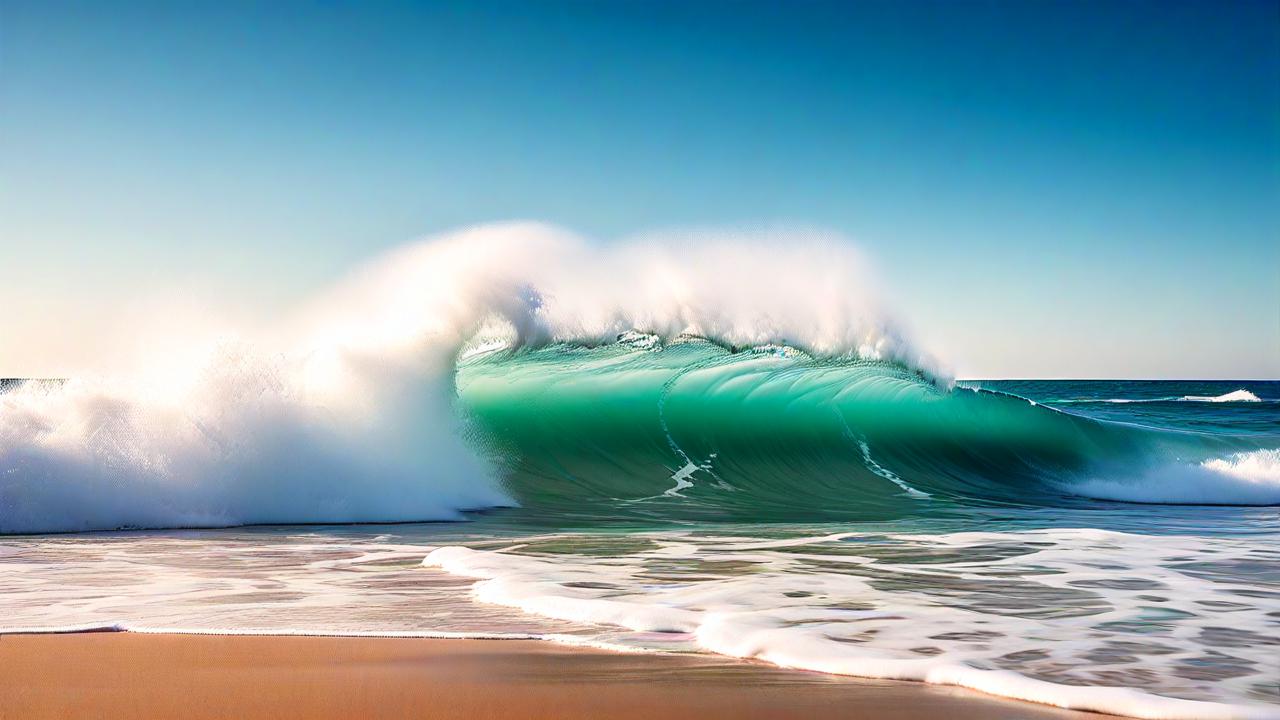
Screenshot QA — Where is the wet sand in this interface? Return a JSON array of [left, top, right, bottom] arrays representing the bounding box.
[[0, 633, 1098, 720]]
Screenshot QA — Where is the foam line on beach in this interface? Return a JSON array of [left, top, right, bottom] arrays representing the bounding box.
[[0, 623, 651, 653]]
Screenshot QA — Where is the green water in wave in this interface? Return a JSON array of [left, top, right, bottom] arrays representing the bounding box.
[[455, 341, 1262, 522]]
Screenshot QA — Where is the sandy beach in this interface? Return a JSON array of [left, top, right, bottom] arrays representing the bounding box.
[[0, 633, 1099, 720]]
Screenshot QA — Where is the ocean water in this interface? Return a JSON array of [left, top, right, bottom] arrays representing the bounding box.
[[2, 361, 1278, 719], [1, 227, 1278, 719]]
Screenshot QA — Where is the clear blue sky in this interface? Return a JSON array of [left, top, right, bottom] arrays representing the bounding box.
[[2, 0, 1277, 378]]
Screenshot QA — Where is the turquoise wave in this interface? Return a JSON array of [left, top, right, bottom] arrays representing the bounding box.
[[455, 340, 1272, 522]]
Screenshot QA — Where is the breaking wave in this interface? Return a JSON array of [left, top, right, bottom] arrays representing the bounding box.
[[456, 343, 1280, 521], [2, 222, 1276, 534], [1, 223, 923, 534]]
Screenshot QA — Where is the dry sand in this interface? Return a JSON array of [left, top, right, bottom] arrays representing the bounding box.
[[0, 633, 1099, 719]]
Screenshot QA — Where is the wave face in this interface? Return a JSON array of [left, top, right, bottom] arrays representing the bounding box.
[[457, 344, 1280, 522]]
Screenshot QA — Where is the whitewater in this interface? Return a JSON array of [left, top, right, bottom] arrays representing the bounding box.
[[2, 223, 1279, 719]]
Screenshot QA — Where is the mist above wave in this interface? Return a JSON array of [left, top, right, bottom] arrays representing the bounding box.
[[301, 221, 932, 371]]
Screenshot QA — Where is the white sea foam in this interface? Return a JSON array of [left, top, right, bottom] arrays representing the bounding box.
[[0, 533, 594, 637], [1, 222, 928, 534], [424, 530, 1280, 720], [1181, 390, 1262, 403], [1091, 390, 1263, 404], [1071, 450, 1280, 505]]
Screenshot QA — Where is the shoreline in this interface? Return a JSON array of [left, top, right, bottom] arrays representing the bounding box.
[[0, 632, 1099, 720]]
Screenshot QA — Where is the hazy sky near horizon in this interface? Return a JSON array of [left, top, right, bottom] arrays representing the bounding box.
[[2, 0, 1277, 379]]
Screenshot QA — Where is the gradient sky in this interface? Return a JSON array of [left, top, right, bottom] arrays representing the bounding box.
[[2, 0, 1277, 378]]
